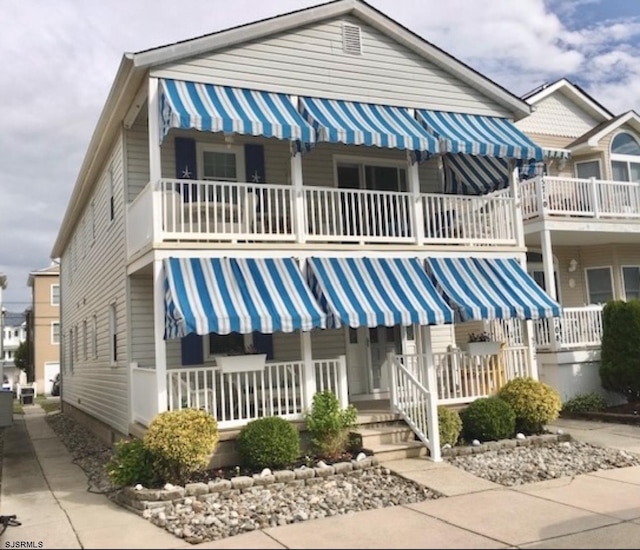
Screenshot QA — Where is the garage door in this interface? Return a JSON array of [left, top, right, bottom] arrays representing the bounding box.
[[44, 363, 60, 395]]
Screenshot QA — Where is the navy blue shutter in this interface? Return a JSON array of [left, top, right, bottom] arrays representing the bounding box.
[[253, 332, 274, 360], [176, 137, 204, 364], [175, 137, 197, 202]]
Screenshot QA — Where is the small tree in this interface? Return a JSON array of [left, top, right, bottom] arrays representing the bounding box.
[[600, 300, 640, 403], [305, 391, 358, 460], [14, 341, 32, 381]]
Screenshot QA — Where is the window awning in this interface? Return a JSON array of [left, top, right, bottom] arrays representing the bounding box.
[[299, 97, 439, 158], [443, 154, 509, 195], [159, 79, 315, 145], [425, 257, 561, 321], [164, 257, 326, 339], [306, 257, 453, 328], [416, 110, 544, 161]]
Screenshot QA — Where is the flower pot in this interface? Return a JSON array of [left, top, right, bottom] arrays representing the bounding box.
[[213, 353, 267, 373], [461, 341, 502, 356]]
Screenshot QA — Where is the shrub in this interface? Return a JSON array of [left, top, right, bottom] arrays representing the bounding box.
[[562, 392, 607, 413], [236, 416, 300, 470], [106, 438, 157, 488], [305, 391, 358, 460], [438, 406, 462, 447], [498, 377, 562, 434], [144, 408, 219, 485], [600, 300, 640, 402], [460, 397, 516, 442]]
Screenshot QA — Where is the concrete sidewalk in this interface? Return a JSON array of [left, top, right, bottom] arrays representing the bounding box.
[[1, 410, 640, 549]]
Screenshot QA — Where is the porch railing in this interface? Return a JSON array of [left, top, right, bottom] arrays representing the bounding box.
[[165, 356, 347, 429], [126, 179, 519, 255], [522, 176, 640, 221]]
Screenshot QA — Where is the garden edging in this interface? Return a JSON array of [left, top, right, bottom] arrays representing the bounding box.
[[441, 432, 572, 458]]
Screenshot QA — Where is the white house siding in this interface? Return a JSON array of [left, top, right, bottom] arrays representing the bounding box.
[[60, 131, 131, 436], [126, 115, 150, 202], [152, 16, 511, 117], [517, 93, 600, 137], [129, 273, 155, 369]]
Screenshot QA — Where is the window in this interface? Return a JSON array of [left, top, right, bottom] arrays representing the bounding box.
[[197, 144, 245, 182], [610, 132, 640, 183], [93, 314, 98, 359], [208, 332, 248, 359], [336, 159, 407, 192], [575, 160, 601, 180], [586, 267, 614, 304], [622, 266, 640, 301], [51, 322, 60, 345], [83, 319, 88, 360], [51, 284, 60, 306], [109, 303, 117, 365]]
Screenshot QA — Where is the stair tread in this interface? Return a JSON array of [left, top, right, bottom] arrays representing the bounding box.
[[355, 425, 413, 435], [365, 440, 424, 452]]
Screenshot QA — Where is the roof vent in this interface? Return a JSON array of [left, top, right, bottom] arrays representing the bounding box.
[[342, 24, 362, 55]]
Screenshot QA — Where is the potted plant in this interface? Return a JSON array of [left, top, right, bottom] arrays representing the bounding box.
[[213, 344, 267, 373], [461, 332, 502, 356]]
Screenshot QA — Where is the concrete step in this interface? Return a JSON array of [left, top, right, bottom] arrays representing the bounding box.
[[355, 411, 403, 429], [367, 440, 428, 462], [354, 424, 416, 447]]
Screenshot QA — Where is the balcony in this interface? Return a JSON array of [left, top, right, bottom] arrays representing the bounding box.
[[521, 176, 640, 222], [126, 179, 519, 256]]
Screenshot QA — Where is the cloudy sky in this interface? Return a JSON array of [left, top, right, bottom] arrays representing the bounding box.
[[1, 0, 640, 311]]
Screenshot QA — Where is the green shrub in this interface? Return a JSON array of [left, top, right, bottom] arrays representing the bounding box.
[[236, 416, 300, 470], [106, 438, 157, 487], [438, 406, 462, 447], [498, 377, 562, 434], [144, 408, 219, 485], [460, 397, 516, 442], [305, 391, 358, 460], [600, 300, 640, 402], [562, 392, 607, 413]]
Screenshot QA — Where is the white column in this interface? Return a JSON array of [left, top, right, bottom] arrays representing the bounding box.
[[153, 258, 168, 415], [420, 326, 441, 462], [299, 259, 315, 410], [408, 158, 425, 245], [291, 152, 306, 243], [148, 77, 163, 242], [589, 177, 600, 218], [510, 164, 525, 247], [540, 229, 557, 300], [337, 355, 349, 409], [523, 320, 539, 380]]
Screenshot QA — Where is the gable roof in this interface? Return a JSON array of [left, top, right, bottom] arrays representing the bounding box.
[[52, 0, 533, 258], [27, 264, 60, 287], [522, 78, 613, 122], [567, 110, 640, 150]]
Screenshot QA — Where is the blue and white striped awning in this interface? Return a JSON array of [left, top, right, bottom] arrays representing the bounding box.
[[416, 110, 544, 161], [306, 257, 453, 328], [299, 97, 439, 159], [443, 154, 510, 195], [164, 257, 326, 339], [425, 257, 561, 321], [159, 79, 315, 145]]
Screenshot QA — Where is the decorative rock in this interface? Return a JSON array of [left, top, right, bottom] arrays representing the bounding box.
[[516, 433, 526, 440], [332, 461, 353, 474], [314, 465, 335, 477], [164, 483, 175, 491], [317, 460, 329, 468], [274, 470, 295, 482], [356, 452, 367, 461], [260, 468, 272, 477], [294, 467, 315, 480], [557, 429, 564, 435], [135, 484, 143, 491], [208, 479, 231, 493], [471, 439, 481, 446], [230, 476, 254, 490], [185, 482, 209, 497], [442, 443, 451, 450], [252, 474, 275, 486]]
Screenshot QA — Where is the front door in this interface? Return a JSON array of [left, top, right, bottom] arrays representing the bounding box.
[[367, 326, 401, 392]]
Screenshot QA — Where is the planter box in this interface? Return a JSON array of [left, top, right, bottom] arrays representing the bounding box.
[[214, 354, 267, 374], [461, 341, 502, 356]]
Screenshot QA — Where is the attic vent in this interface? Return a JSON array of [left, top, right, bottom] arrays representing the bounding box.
[[342, 24, 362, 55]]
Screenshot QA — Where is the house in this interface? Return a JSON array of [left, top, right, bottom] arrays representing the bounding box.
[[51, 0, 560, 461], [499, 78, 640, 404], [1, 311, 28, 393], [27, 264, 61, 395]]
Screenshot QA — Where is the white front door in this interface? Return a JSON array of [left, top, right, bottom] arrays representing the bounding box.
[[344, 327, 368, 396], [367, 326, 401, 392]]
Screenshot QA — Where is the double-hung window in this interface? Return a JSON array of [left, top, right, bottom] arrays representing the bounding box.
[[586, 267, 614, 304]]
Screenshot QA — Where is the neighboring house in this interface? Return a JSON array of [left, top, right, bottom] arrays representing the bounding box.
[[501, 78, 640, 403], [1, 311, 27, 393], [51, 0, 560, 459], [27, 264, 61, 395], [0, 273, 7, 391]]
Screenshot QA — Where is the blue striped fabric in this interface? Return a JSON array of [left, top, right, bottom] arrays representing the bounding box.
[[160, 79, 315, 145], [416, 110, 544, 160], [443, 154, 510, 195], [306, 257, 453, 329], [425, 257, 561, 321], [164, 257, 326, 338], [299, 97, 439, 158]]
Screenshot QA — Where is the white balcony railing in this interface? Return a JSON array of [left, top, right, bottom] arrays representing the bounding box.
[[522, 176, 640, 221], [126, 179, 519, 255]]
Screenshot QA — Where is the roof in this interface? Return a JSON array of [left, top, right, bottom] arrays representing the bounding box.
[[27, 264, 60, 287], [2, 312, 26, 327], [567, 110, 640, 150], [51, 0, 534, 258]]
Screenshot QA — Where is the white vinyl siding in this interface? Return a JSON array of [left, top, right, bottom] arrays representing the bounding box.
[[129, 275, 155, 369], [152, 16, 510, 117]]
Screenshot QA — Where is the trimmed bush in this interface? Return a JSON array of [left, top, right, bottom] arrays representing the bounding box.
[[562, 392, 607, 413], [498, 377, 562, 434], [106, 438, 157, 488], [236, 416, 300, 470], [305, 391, 358, 460], [600, 300, 640, 402], [438, 406, 462, 447], [460, 397, 516, 442], [144, 408, 219, 485]]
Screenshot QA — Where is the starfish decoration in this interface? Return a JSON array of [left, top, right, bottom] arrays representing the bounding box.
[[251, 170, 261, 183], [181, 165, 192, 179]]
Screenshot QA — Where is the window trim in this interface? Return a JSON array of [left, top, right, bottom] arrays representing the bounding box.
[[51, 284, 60, 306], [332, 154, 408, 191], [92, 313, 98, 359], [51, 322, 60, 345], [584, 265, 614, 305], [574, 158, 602, 180], [621, 265, 640, 301], [109, 302, 118, 367], [196, 143, 246, 182]]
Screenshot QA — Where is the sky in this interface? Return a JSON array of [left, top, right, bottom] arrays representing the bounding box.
[[1, 0, 640, 311]]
